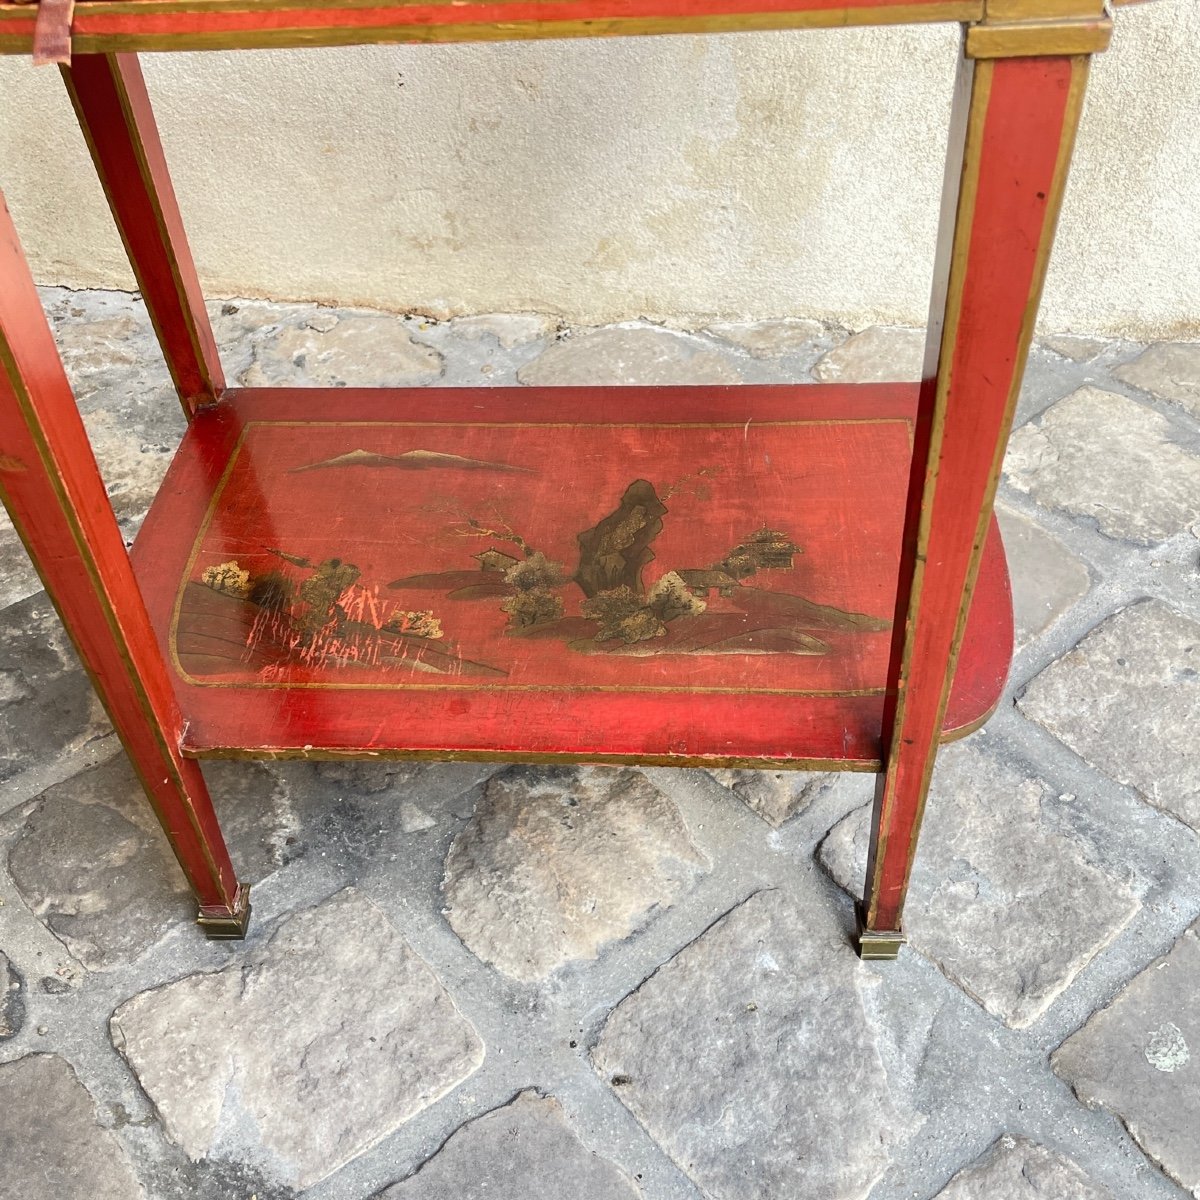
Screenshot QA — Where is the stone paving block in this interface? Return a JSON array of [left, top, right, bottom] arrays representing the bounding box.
[[53, 309, 141, 367], [0, 950, 24, 1039], [1004, 387, 1200, 544], [704, 317, 826, 358], [111, 889, 483, 1190], [1019, 600, 1200, 832], [932, 1135, 1114, 1199], [0, 592, 108, 784], [379, 1090, 640, 1199], [0, 1054, 143, 1200], [207, 297, 313, 378], [139, 1153, 294, 1200], [819, 740, 1139, 1028], [813, 325, 926, 383], [1113, 342, 1200, 418], [706, 768, 835, 827], [81, 405, 180, 532], [1042, 335, 1113, 363], [1053, 920, 1200, 1197], [310, 758, 496, 802], [240, 314, 444, 387], [43, 296, 186, 456], [202, 759, 325, 882], [1012, 346, 1097, 427], [6, 757, 192, 970], [283, 759, 499, 861], [443, 766, 708, 981], [207, 297, 310, 343], [516, 325, 743, 386], [592, 888, 915, 1200], [450, 313, 558, 348], [5, 756, 293, 970], [995, 504, 1091, 646], [51, 311, 159, 396]]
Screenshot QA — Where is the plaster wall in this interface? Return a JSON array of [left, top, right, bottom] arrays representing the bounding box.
[[0, 0, 1196, 337]]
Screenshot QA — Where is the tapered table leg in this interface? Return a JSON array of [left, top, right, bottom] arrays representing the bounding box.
[[61, 52, 223, 418], [0, 191, 249, 938], [860, 46, 1094, 955]]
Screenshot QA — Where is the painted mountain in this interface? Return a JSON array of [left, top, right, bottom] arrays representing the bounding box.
[[389, 478, 889, 658]]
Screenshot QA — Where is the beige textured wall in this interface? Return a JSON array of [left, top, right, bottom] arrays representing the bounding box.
[[0, 1, 1197, 337]]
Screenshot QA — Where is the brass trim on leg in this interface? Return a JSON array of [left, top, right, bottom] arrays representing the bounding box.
[[196, 883, 252, 939], [985, 0, 1105, 18], [856, 905, 906, 960]]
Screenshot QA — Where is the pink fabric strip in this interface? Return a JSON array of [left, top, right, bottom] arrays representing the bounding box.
[[32, 0, 76, 65]]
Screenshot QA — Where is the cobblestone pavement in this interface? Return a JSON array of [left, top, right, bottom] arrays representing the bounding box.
[[1, 292, 1198, 1199]]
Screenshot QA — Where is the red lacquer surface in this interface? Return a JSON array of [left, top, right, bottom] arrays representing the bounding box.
[[865, 55, 1085, 932], [0, 0, 980, 55], [0, 191, 244, 918], [130, 384, 1012, 765]]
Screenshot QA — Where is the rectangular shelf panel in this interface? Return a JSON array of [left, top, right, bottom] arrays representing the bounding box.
[[131, 383, 1012, 768]]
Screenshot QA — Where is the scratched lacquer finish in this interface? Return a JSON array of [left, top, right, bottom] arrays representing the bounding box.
[[130, 385, 1011, 765]]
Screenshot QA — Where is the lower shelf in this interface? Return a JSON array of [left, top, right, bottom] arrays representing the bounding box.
[[132, 383, 1012, 768]]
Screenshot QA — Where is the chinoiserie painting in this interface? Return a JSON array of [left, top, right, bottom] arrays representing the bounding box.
[[173, 418, 906, 694]]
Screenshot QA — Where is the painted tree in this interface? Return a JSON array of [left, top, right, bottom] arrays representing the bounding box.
[[501, 551, 566, 629], [298, 558, 361, 635]]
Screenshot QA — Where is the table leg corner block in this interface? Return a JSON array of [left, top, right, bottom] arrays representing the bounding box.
[[856, 906, 906, 961], [196, 883, 252, 940]]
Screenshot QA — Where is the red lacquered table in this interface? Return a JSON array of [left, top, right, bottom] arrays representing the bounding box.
[[0, 0, 1130, 953]]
